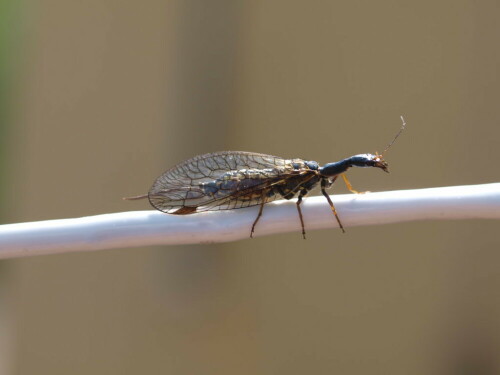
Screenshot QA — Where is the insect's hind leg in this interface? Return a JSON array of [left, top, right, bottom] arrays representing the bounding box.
[[250, 190, 268, 238], [321, 177, 346, 233]]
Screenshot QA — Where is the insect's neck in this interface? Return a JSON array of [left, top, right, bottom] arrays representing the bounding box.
[[318, 158, 352, 177]]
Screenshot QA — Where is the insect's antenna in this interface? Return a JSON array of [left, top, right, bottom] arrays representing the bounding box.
[[381, 116, 406, 156]]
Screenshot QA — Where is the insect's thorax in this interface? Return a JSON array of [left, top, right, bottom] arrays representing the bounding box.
[[274, 173, 321, 199], [319, 154, 389, 177]]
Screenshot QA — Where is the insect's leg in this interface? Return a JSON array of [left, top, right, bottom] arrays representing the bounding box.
[[321, 178, 346, 233], [341, 173, 368, 194], [250, 190, 268, 238], [296, 189, 308, 239]]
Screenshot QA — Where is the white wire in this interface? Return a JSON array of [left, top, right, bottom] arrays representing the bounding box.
[[0, 183, 499, 259]]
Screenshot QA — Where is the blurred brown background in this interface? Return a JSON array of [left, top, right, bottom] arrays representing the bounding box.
[[1, 0, 499, 374]]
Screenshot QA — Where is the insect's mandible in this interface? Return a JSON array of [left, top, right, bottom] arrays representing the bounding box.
[[125, 117, 406, 238]]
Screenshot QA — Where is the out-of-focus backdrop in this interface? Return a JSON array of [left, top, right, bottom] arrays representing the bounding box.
[[1, 1, 499, 374]]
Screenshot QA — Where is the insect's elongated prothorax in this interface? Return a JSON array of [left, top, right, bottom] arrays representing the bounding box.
[[319, 154, 389, 177], [124, 117, 406, 238]]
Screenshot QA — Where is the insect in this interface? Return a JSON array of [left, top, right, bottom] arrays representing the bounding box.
[[125, 117, 406, 238]]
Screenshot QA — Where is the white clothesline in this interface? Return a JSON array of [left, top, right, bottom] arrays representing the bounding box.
[[0, 183, 499, 259]]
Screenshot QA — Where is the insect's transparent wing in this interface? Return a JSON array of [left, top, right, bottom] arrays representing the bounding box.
[[152, 151, 290, 186], [148, 151, 302, 214]]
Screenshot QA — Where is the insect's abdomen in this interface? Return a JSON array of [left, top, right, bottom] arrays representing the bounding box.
[[199, 167, 287, 198]]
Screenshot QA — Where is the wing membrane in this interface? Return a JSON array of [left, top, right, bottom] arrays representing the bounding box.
[[148, 151, 311, 214]]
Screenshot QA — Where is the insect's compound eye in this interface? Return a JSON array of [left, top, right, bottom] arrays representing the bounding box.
[[371, 157, 389, 172]]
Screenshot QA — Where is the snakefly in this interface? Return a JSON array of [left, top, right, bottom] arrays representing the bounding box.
[[125, 117, 406, 238]]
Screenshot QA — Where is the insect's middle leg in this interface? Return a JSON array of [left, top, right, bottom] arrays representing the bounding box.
[[296, 189, 308, 239], [321, 177, 346, 233], [250, 190, 268, 238]]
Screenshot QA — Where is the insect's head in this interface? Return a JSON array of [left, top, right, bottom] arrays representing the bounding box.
[[320, 116, 406, 177], [350, 153, 389, 172], [361, 115, 406, 173]]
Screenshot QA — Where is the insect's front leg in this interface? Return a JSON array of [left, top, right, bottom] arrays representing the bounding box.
[[341, 174, 369, 194]]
